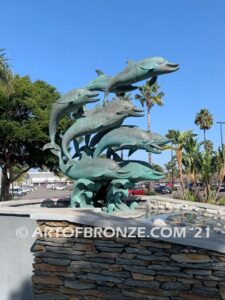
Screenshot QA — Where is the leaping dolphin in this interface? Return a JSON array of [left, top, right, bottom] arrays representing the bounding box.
[[108, 150, 164, 181], [92, 127, 170, 158], [120, 160, 165, 181], [43, 88, 99, 151], [85, 69, 138, 96], [52, 149, 130, 181], [61, 100, 144, 160], [103, 56, 179, 104]]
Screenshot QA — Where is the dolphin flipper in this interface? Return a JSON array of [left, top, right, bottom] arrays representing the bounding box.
[[85, 134, 91, 146], [73, 139, 80, 158], [103, 91, 109, 105], [106, 148, 122, 162], [128, 148, 137, 156], [149, 76, 157, 86]]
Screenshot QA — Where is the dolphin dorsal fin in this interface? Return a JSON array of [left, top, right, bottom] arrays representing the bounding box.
[[126, 60, 134, 66], [95, 69, 105, 76]]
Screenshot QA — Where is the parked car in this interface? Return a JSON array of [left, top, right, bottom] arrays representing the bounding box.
[[128, 187, 145, 196], [10, 187, 26, 197], [189, 182, 205, 192], [154, 186, 172, 194], [52, 185, 66, 190], [219, 184, 225, 192], [46, 184, 54, 189], [22, 185, 33, 193], [165, 182, 173, 188]]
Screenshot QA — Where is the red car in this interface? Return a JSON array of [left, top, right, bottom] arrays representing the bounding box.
[[128, 188, 145, 196], [166, 182, 173, 188]]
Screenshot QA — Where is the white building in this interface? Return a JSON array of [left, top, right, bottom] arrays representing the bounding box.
[[27, 171, 68, 186]]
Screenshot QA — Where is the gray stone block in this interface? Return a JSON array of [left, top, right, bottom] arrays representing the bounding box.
[[64, 279, 95, 290]]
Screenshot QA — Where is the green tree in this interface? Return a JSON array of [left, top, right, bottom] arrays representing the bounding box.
[[135, 82, 164, 164], [182, 137, 201, 184], [113, 93, 132, 102], [198, 148, 215, 202], [165, 159, 177, 182], [151, 163, 164, 173], [0, 75, 68, 201], [166, 130, 195, 198], [194, 109, 213, 147], [0, 49, 13, 94], [214, 145, 225, 201]]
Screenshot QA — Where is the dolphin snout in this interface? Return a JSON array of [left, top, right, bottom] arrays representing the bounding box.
[[88, 91, 99, 98], [165, 63, 179, 72], [85, 91, 100, 103], [130, 109, 144, 117], [133, 108, 144, 113]]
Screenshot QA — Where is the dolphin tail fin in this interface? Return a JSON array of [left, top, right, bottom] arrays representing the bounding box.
[[43, 142, 60, 152], [95, 69, 105, 76], [126, 60, 134, 66], [50, 148, 60, 157]]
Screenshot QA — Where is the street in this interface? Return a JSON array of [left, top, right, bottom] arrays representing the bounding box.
[[19, 186, 70, 200]]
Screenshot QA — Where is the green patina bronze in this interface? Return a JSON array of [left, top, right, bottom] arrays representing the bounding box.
[[101, 56, 179, 104], [43, 88, 99, 152], [44, 56, 179, 213], [92, 126, 170, 158], [61, 100, 143, 160], [85, 69, 138, 96]]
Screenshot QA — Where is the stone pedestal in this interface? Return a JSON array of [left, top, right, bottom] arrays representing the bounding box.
[[32, 218, 225, 300]]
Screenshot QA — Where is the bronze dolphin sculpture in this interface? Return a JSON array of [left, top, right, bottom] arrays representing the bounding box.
[[103, 56, 179, 104], [43, 88, 99, 151], [61, 100, 144, 160]]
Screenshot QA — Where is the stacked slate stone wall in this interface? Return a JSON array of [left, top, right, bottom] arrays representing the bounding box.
[[32, 221, 225, 300], [144, 196, 225, 217]]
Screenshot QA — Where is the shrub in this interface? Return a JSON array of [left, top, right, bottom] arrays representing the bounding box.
[[144, 190, 157, 196], [220, 197, 225, 206], [185, 191, 196, 202]]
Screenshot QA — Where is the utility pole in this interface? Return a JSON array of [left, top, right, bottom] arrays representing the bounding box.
[[216, 121, 225, 149]]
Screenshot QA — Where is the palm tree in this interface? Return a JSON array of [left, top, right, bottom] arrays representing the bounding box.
[[215, 145, 225, 201], [182, 137, 201, 184], [194, 109, 213, 147], [199, 149, 215, 202], [135, 81, 164, 164], [166, 130, 195, 198], [165, 159, 177, 182], [0, 48, 13, 93]]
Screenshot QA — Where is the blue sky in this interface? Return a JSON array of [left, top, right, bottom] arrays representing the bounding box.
[[1, 0, 225, 167]]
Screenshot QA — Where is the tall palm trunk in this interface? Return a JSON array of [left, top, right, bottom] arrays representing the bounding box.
[[203, 129, 206, 150], [147, 108, 153, 192], [176, 148, 185, 199], [205, 182, 211, 202], [215, 164, 225, 201], [147, 109, 151, 165], [171, 148, 174, 185]]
